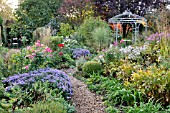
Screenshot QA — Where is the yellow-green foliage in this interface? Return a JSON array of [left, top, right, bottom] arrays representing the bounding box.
[[125, 65, 170, 105], [82, 61, 102, 75], [116, 61, 139, 81], [23, 100, 67, 113], [58, 23, 74, 37]]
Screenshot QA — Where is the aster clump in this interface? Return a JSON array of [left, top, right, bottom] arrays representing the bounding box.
[[72, 48, 90, 59], [3, 68, 73, 99]]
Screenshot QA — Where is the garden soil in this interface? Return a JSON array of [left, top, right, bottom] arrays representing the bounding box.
[[62, 68, 106, 113]]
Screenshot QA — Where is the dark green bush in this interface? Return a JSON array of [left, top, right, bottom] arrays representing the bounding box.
[[82, 61, 102, 75]]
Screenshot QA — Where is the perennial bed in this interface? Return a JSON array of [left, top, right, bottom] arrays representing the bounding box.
[[3, 68, 73, 99]]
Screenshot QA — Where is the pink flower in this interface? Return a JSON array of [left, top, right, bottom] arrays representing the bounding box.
[[25, 65, 29, 70], [32, 53, 36, 56], [113, 42, 118, 46], [37, 40, 40, 43], [28, 55, 34, 59], [49, 54, 52, 57], [44, 47, 52, 52], [35, 40, 41, 46], [120, 39, 124, 43], [27, 46, 31, 50]]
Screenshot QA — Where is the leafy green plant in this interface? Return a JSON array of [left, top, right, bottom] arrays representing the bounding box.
[[77, 17, 112, 48], [22, 100, 67, 113], [82, 61, 102, 77], [58, 23, 74, 37], [91, 27, 112, 51], [127, 65, 170, 105], [123, 99, 164, 113], [86, 73, 144, 108], [50, 36, 64, 51]]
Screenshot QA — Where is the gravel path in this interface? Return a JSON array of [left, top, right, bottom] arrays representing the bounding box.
[[62, 69, 106, 113]]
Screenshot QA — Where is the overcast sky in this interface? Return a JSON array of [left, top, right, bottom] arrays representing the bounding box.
[[7, 0, 18, 10]]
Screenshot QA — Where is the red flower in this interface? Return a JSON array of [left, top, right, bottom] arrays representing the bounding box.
[[59, 52, 63, 56], [58, 44, 64, 47]]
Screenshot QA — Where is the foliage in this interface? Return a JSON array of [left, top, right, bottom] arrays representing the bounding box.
[[0, 16, 2, 25], [60, 54, 75, 68], [0, 49, 21, 78], [59, 0, 94, 26], [86, 73, 144, 108], [23, 100, 67, 113], [3, 68, 73, 99], [146, 32, 170, 58], [77, 17, 111, 48], [93, 0, 168, 21], [1, 80, 74, 112], [49, 36, 64, 51], [82, 61, 102, 76], [91, 27, 113, 51], [15, 0, 62, 28], [76, 57, 87, 71], [126, 65, 170, 105], [10, 0, 62, 39], [123, 100, 164, 113], [20, 99, 76, 113], [58, 23, 74, 37]]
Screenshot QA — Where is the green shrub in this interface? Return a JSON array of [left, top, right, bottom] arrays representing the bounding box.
[[77, 17, 112, 48], [82, 61, 102, 75], [91, 27, 112, 51], [58, 23, 74, 37]]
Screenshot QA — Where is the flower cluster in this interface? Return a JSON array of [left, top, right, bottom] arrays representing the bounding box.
[[63, 36, 78, 48], [119, 45, 147, 60], [146, 32, 170, 41], [3, 68, 73, 99], [113, 39, 124, 46], [24, 40, 53, 70], [72, 48, 91, 59]]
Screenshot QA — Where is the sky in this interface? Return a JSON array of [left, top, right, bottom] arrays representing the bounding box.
[[7, 0, 19, 10]]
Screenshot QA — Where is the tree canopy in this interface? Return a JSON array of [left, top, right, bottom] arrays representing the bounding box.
[[15, 0, 63, 29], [94, 0, 169, 21]]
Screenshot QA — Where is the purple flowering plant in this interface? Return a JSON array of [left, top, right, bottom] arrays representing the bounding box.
[[3, 68, 73, 99], [72, 48, 91, 59]]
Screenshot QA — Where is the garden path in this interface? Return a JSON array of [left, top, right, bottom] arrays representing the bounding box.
[[62, 68, 106, 113]]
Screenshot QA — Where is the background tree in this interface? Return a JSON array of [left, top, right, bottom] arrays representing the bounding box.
[[93, 0, 169, 21], [0, 0, 13, 20], [59, 0, 94, 27], [15, 0, 62, 29], [9, 0, 63, 40]]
